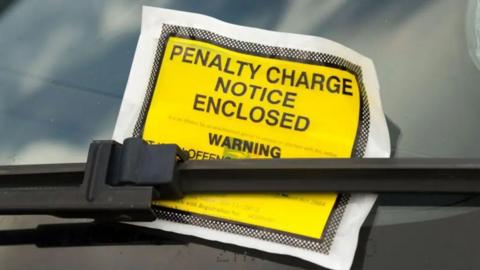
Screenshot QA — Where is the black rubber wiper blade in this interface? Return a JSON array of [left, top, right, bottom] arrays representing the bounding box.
[[1, 137, 480, 221]]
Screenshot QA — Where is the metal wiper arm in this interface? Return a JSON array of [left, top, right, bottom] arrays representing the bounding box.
[[1, 137, 480, 221]]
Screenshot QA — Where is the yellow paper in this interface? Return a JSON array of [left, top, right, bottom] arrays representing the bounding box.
[[144, 37, 362, 239]]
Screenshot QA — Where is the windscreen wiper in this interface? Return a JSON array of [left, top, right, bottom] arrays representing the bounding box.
[[0, 222, 183, 247], [1, 137, 480, 221]]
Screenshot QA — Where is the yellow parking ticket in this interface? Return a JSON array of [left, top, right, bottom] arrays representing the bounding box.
[[141, 35, 365, 239], [113, 8, 391, 268]]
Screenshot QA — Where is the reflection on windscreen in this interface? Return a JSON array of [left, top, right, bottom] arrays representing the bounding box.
[[1, 1, 480, 270]]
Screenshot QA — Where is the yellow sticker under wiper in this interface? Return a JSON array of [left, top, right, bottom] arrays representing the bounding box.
[[143, 36, 364, 239]]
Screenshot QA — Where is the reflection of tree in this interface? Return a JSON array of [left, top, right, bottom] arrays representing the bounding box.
[[0, 0, 16, 16], [0, 0, 292, 164]]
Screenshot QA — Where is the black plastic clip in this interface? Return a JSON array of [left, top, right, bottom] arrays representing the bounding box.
[[107, 138, 188, 199], [0, 138, 188, 221]]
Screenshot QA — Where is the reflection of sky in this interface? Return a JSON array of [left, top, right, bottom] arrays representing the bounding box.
[[0, 0, 479, 164], [1, 0, 480, 268], [1, 0, 480, 164]]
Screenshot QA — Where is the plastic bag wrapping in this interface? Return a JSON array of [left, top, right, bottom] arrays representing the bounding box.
[[114, 7, 390, 270]]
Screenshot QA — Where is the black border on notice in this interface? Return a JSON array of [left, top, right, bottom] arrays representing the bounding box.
[[132, 24, 370, 254]]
